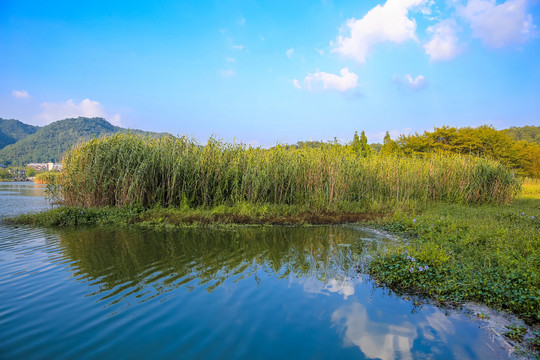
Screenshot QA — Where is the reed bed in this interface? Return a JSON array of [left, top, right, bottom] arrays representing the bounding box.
[[59, 134, 519, 208], [34, 172, 60, 185]]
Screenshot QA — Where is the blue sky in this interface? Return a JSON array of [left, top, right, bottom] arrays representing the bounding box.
[[1, 0, 539, 145]]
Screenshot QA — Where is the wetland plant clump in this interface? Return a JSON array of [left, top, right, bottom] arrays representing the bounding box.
[[58, 134, 519, 209], [368, 196, 540, 324]]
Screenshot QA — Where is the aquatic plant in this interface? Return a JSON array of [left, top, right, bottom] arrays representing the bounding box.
[[58, 134, 519, 208]]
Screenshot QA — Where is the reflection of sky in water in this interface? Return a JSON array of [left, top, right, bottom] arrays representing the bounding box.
[[332, 302, 418, 360], [296, 273, 507, 360], [0, 187, 510, 360], [300, 276, 358, 300]]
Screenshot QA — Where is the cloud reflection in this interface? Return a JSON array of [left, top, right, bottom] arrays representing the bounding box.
[[332, 302, 416, 360]]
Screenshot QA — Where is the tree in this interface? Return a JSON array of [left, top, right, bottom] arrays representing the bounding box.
[[360, 131, 371, 157], [381, 131, 399, 155], [351, 131, 362, 154]]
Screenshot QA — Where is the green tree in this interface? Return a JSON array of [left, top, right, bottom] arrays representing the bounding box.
[[360, 131, 371, 157], [381, 131, 399, 155], [351, 131, 362, 154]]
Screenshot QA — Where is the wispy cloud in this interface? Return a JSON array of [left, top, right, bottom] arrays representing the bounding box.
[[226, 57, 236, 63], [12, 89, 30, 99], [458, 0, 535, 48], [424, 19, 461, 61], [286, 48, 295, 58], [219, 69, 235, 77], [395, 74, 428, 90], [232, 44, 245, 50], [332, 0, 426, 63], [36, 98, 121, 125]]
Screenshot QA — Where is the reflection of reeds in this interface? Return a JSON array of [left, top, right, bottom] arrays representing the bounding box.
[[60, 134, 519, 208], [58, 227, 368, 294]]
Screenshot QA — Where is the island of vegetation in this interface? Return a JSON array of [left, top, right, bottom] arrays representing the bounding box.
[[3, 123, 540, 348]]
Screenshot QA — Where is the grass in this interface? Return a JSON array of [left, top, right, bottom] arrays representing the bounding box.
[[34, 171, 60, 184], [368, 179, 540, 323], [4, 203, 384, 228], [58, 134, 519, 209]]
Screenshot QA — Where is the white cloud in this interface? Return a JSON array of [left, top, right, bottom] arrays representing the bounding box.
[[292, 79, 302, 89], [286, 48, 295, 58], [219, 69, 235, 77], [332, 0, 426, 63], [226, 57, 236, 63], [424, 19, 461, 61], [36, 99, 122, 126], [304, 67, 359, 92], [406, 74, 428, 89], [232, 44, 245, 50], [12, 90, 30, 99], [395, 74, 428, 90], [459, 0, 535, 48], [332, 303, 417, 360], [238, 17, 246, 25]]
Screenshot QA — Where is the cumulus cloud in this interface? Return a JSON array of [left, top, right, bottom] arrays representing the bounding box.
[[424, 19, 461, 61], [332, 0, 426, 63], [36, 99, 121, 126], [303, 67, 359, 92], [286, 48, 295, 58], [395, 74, 428, 90], [459, 0, 535, 48], [12, 90, 30, 98]]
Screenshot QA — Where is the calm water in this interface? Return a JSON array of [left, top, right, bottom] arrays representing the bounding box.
[[0, 182, 509, 359]]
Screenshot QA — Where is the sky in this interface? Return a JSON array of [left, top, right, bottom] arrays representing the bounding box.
[[1, 0, 539, 145]]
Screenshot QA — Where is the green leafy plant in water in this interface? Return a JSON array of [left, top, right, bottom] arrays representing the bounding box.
[[504, 324, 527, 342], [529, 331, 540, 350]]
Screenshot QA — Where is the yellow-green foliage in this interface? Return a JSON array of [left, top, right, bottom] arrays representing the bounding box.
[[34, 171, 60, 184], [60, 134, 519, 208]]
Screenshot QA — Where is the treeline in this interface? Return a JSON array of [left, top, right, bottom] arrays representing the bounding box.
[[386, 125, 540, 178], [284, 125, 539, 178]]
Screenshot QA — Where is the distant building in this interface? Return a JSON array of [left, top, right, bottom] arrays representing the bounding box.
[[27, 163, 48, 171], [26, 163, 62, 171]]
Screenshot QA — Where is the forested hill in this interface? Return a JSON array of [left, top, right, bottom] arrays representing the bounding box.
[[504, 125, 540, 145], [0, 118, 39, 149], [0, 117, 170, 165]]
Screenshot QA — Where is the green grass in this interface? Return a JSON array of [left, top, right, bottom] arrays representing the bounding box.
[[4, 203, 384, 228], [58, 134, 519, 209], [368, 183, 540, 323]]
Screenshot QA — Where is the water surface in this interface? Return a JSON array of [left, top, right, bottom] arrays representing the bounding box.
[[0, 182, 509, 359]]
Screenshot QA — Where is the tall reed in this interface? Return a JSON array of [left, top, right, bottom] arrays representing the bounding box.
[[60, 134, 520, 208]]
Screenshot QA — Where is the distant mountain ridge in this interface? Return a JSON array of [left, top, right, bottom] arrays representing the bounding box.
[[0, 117, 171, 165], [0, 118, 39, 149]]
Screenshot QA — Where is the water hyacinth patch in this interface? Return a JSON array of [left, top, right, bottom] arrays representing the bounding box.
[[369, 192, 540, 323]]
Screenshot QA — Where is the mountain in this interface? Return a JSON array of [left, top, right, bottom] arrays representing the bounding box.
[[0, 118, 39, 150], [504, 125, 540, 145], [0, 117, 170, 165]]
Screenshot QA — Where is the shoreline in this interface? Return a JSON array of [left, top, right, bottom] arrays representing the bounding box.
[[3, 196, 539, 356]]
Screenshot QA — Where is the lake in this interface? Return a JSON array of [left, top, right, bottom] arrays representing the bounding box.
[[0, 182, 509, 359]]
